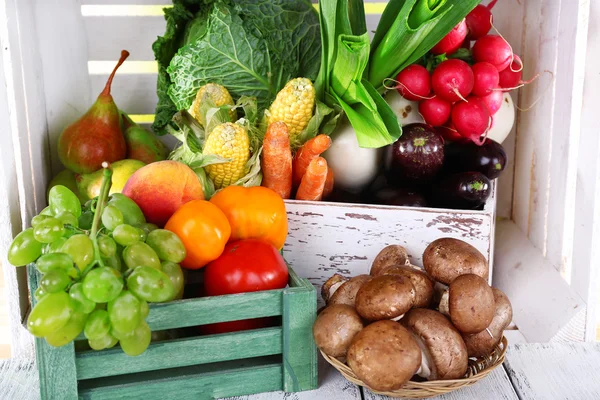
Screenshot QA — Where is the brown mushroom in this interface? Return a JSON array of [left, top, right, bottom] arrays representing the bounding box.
[[438, 274, 495, 334], [328, 275, 373, 307], [462, 288, 513, 357], [312, 304, 364, 358], [355, 275, 415, 321], [370, 245, 409, 276], [321, 274, 349, 304], [402, 308, 468, 380], [382, 265, 434, 308], [423, 238, 489, 285], [347, 320, 421, 391]]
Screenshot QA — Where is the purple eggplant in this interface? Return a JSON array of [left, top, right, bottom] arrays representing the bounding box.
[[444, 139, 507, 179], [432, 172, 491, 209]]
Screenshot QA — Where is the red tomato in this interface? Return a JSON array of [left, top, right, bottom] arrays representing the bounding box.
[[204, 239, 289, 296]]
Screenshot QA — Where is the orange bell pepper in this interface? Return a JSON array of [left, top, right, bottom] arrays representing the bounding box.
[[210, 186, 288, 250]]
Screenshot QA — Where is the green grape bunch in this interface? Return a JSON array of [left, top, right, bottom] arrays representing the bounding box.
[[7, 163, 187, 356]]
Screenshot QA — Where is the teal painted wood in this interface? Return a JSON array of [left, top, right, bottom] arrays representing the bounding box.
[[76, 327, 283, 380], [78, 360, 283, 400], [282, 277, 317, 392], [145, 290, 283, 331], [28, 265, 79, 400]]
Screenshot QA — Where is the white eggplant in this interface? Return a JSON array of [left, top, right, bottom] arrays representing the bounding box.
[[488, 93, 515, 144], [385, 90, 423, 126], [323, 120, 382, 193]]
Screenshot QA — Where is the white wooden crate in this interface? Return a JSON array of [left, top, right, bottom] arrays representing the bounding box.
[[0, 0, 599, 364]]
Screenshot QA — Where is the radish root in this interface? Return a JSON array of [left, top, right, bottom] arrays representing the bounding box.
[[516, 70, 556, 112], [489, 18, 522, 73], [382, 78, 435, 100]]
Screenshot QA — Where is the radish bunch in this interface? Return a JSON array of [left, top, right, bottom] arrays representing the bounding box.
[[394, 1, 525, 146]]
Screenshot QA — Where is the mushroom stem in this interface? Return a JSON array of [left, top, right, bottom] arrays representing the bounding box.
[[438, 289, 450, 315], [390, 314, 405, 322], [411, 334, 433, 379]]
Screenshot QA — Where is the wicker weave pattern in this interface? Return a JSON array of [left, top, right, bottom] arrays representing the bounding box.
[[321, 336, 508, 398]]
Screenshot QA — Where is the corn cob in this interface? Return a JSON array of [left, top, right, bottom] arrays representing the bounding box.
[[266, 78, 315, 140], [203, 122, 250, 189], [189, 83, 237, 126]]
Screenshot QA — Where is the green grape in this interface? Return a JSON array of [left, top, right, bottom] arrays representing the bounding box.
[[44, 237, 67, 254], [108, 291, 141, 334], [69, 283, 96, 314], [79, 211, 94, 230], [123, 242, 161, 270], [95, 302, 107, 311], [36, 252, 74, 274], [55, 211, 79, 228], [8, 228, 43, 266], [120, 320, 151, 356], [27, 292, 73, 337], [102, 255, 123, 272], [49, 185, 82, 218], [45, 311, 87, 347], [101, 204, 124, 231], [146, 230, 186, 263], [98, 236, 117, 257], [62, 234, 94, 270], [127, 266, 175, 303], [113, 224, 142, 246], [138, 223, 158, 236], [136, 228, 147, 242], [34, 286, 48, 301], [139, 300, 149, 319], [89, 332, 118, 350], [40, 270, 71, 293], [31, 214, 51, 227], [82, 267, 123, 303], [33, 217, 65, 243], [108, 194, 146, 226], [40, 206, 54, 216], [161, 262, 184, 301], [84, 309, 111, 340]]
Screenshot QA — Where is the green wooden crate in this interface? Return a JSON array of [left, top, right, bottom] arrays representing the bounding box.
[[27, 266, 317, 400]]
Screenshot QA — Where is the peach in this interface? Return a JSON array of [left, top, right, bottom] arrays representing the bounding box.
[[122, 161, 204, 226]]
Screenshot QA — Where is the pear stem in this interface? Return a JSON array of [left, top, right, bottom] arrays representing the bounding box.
[[101, 50, 130, 97], [83, 163, 113, 277]]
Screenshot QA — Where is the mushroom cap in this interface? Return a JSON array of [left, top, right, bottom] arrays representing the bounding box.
[[402, 308, 468, 380], [448, 274, 495, 334], [423, 238, 489, 285], [321, 274, 349, 304], [347, 320, 421, 391], [463, 288, 513, 357], [313, 304, 364, 358], [382, 265, 434, 308], [370, 245, 409, 276], [355, 275, 415, 321], [329, 275, 372, 307]]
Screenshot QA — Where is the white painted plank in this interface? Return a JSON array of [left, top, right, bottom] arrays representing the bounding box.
[[0, 358, 39, 400], [89, 73, 158, 115], [493, 220, 584, 342], [283, 198, 495, 307], [503, 329, 528, 346], [222, 354, 361, 400], [504, 343, 600, 400], [363, 366, 518, 400]]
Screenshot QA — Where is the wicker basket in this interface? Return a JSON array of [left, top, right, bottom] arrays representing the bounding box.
[[321, 336, 508, 398]]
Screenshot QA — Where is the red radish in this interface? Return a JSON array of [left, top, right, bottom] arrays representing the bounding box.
[[431, 59, 474, 103], [431, 19, 468, 56], [480, 90, 504, 115], [473, 35, 513, 72], [499, 55, 524, 89], [471, 62, 500, 97], [394, 64, 431, 101], [419, 97, 452, 127], [451, 97, 490, 145], [437, 122, 464, 142], [465, 0, 498, 40]]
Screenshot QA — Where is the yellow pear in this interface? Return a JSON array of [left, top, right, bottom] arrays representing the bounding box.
[[76, 159, 146, 201]]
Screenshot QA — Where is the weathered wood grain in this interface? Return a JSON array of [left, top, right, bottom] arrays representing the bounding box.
[[76, 328, 283, 380], [363, 366, 519, 400], [504, 342, 600, 400]]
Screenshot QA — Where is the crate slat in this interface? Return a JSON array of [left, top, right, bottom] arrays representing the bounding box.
[[76, 327, 283, 380], [78, 359, 283, 400], [146, 290, 283, 331]]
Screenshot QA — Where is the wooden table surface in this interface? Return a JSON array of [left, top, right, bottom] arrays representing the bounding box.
[[2, 342, 600, 400]]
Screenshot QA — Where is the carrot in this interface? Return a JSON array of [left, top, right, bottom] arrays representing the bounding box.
[[296, 157, 328, 201], [292, 134, 332, 189], [261, 122, 293, 198], [323, 168, 334, 199]]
